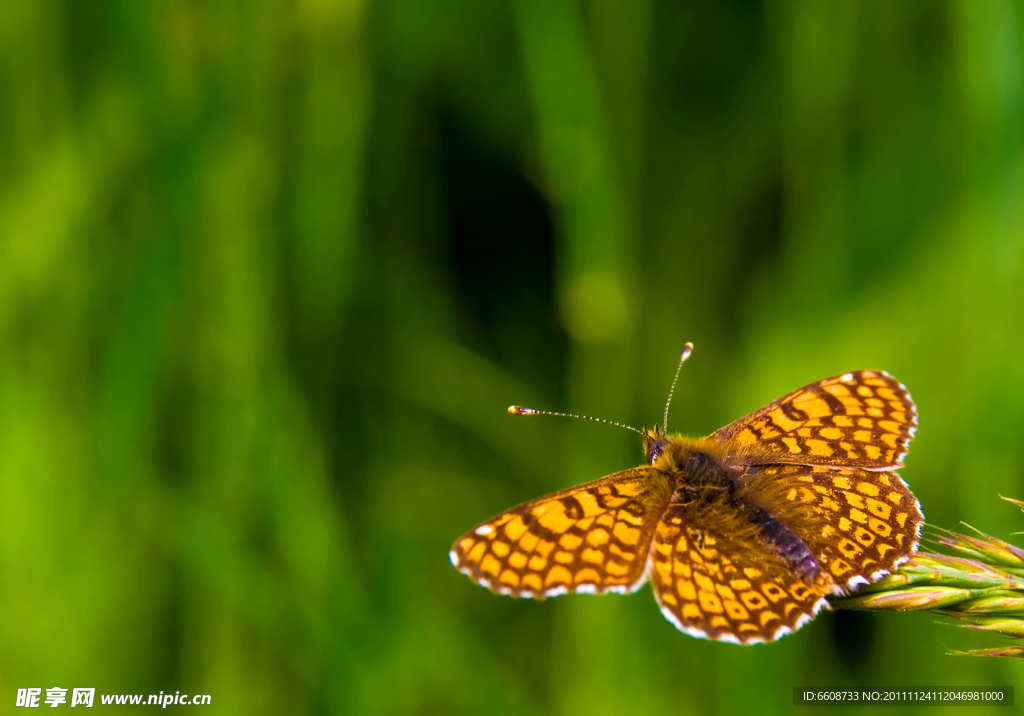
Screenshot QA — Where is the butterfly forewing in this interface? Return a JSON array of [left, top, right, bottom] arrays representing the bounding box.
[[738, 464, 924, 594], [450, 468, 673, 597], [650, 503, 831, 644], [713, 371, 917, 470]]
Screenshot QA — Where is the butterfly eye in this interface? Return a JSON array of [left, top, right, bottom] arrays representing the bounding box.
[[646, 438, 667, 465]]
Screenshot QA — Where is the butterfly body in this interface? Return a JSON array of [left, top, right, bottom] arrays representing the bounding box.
[[648, 433, 830, 587], [451, 368, 923, 644]]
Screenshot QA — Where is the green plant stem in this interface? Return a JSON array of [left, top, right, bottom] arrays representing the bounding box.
[[829, 497, 1024, 657]]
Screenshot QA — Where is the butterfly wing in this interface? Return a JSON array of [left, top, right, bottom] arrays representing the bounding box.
[[737, 464, 924, 594], [649, 501, 831, 644], [649, 462, 923, 643], [450, 468, 672, 597], [712, 370, 917, 469]]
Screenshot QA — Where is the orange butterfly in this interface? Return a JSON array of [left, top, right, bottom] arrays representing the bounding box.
[[450, 345, 923, 644]]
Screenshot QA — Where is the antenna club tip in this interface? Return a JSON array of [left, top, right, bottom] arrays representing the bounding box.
[[681, 342, 694, 359], [508, 405, 531, 415]]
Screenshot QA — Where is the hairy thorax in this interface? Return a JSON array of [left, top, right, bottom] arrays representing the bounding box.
[[651, 436, 741, 493]]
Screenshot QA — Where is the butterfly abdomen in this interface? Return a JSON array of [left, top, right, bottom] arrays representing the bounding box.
[[746, 504, 822, 581]]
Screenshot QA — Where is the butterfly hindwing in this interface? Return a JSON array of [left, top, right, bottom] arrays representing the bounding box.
[[649, 501, 830, 644], [450, 468, 672, 597], [738, 464, 924, 594], [713, 370, 917, 470]]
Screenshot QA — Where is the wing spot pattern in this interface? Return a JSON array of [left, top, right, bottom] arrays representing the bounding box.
[[866, 498, 891, 520], [678, 579, 697, 600], [699, 591, 724, 614], [559, 533, 582, 550], [856, 482, 879, 497], [546, 565, 572, 586]]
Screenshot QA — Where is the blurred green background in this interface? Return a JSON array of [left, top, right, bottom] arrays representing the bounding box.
[[2, 0, 1023, 713]]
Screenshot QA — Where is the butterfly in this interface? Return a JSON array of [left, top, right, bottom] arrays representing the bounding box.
[[449, 344, 923, 644]]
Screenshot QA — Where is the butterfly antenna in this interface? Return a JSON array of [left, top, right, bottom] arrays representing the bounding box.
[[508, 406, 642, 435], [663, 342, 694, 432]]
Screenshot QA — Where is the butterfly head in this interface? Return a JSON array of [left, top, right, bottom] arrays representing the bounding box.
[[643, 425, 670, 465]]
